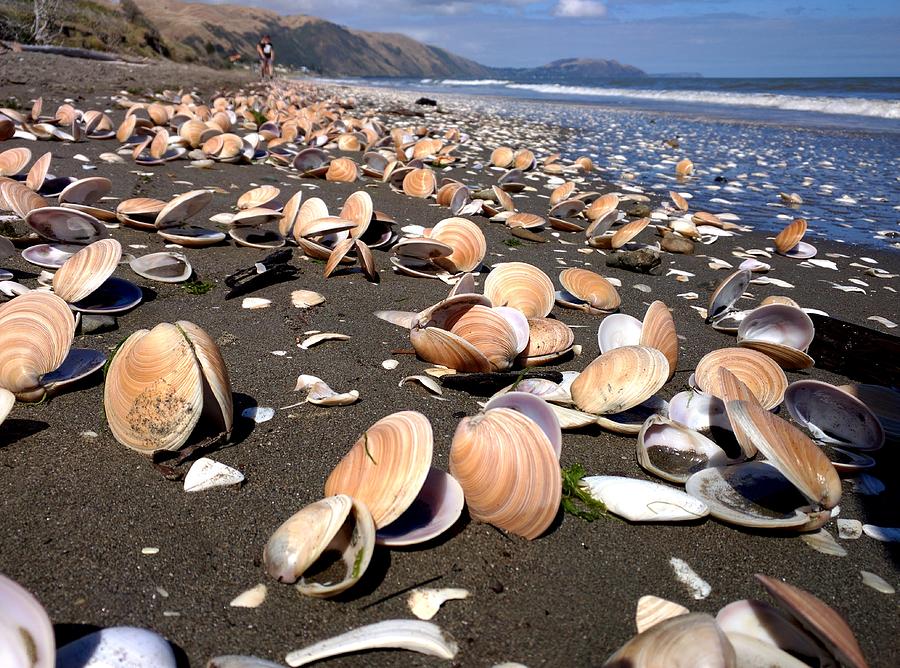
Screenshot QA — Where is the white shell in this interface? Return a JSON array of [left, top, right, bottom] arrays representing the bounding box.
[[581, 476, 709, 522], [407, 588, 470, 620], [597, 313, 642, 353], [56, 627, 177, 668], [183, 457, 244, 492], [229, 584, 267, 608], [0, 573, 55, 668], [285, 620, 458, 667]]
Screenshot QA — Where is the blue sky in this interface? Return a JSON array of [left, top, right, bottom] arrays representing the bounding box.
[[193, 0, 900, 76]]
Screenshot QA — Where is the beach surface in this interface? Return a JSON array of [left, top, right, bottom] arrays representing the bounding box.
[[1, 52, 898, 667]]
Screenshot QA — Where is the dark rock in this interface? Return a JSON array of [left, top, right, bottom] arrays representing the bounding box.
[[79, 314, 117, 334], [224, 249, 297, 299], [605, 247, 662, 274], [415, 97, 438, 106], [624, 203, 651, 218]]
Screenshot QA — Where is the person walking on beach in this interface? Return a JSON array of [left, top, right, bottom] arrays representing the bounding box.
[[257, 35, 275, 80]]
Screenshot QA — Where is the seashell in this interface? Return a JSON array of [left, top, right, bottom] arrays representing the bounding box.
[[685, 462, 810, 529], [285, 620, 458, 667], [571, 346, 669, 415], [575, 156, 593, 172], [58, 177, 111, 206], [116, 197, 166, 230], [339, 190, 373, 239], [411, 326, 491, 372], [716, 599, 834, 666], [637, 415, 739, 484], [550, 182, 575, 206], [0, 572, 55, 668], [595, 396, 669, 436], [591, 217, 650, 250], [586, 193, 619, 222], [402, 168, 436, 198], [325, 157, 358, 182], [484, 391, 562, 457], [635, 595, 690, 634], [229, 584, 267, 608], [838, 383, 900, 444], [230, 207, 280, 228], [291, 290, 325, 309], [56, 627, 177, 668], [298, 332, 350, 350], [774, 218, 806, 255], [375, 467, 464, 546], [694, 347, 787, 410], [514, 148, 535, 171], [670, 191, 689, 212], [725, 633, 812, 668], [0, 388, 13, 426], [860, 571, 894, 594], [25, 206, 109, 245], [429, 217, 486, 273], [518, 317, 575, 365], [449, 305, 519, 371], [490, 146, 514, 168], [640, 301, 678, 379], [755, 574, 869, 668], [104, 321, 231, 453], [184, 457, 244, 492], [785, 380, 884, 451], [737, 304, 813, 354], [53, 238, 122, 303], [237, 185, 281, 211], [408, 588, 470, 621], [675, 158, 694, 177], [324, 411, 433, 529], [558, 268, 620, 313], [506, 212, 545, 230], [158, 226, 226, 247], [603, 613, 734, 667], [0, 147, 32, 176], [582, 476, 709, 522], [597, 313, 642, 353], [263, 495, 375, 598], [707, 269, 751, 323], [726, 398, 841, 510], [450, 407, 561, 539], [229, 228, 285, 249], [484, 262, 555, 318], [25, 151, 52, 191], [1, 180, 48, 219], [155, 189, 213, 228], [129, 251, 192, 283], [278, 191, 302, 237]]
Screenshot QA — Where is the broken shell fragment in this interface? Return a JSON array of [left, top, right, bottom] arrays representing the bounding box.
[[582, 476, 709, 522], [263, 494, 375, 598], [407, 588, 470, 621], [635, 595, 690, 634], [603, 613, 734, 667]]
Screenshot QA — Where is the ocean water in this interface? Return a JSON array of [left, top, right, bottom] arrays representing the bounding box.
[[313, 75, 900, 247]]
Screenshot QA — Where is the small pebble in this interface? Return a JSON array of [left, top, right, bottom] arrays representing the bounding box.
[[141, 547, 159, 555], [860, 571, 894, 594], [837, 519, 863, 540]]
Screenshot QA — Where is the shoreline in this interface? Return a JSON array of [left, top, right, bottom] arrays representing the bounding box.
[[1, 52, 898, 667]]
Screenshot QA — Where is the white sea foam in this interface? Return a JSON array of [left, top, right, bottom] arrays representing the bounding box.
[[440, 79, 511, 86], [504, 83, 900, 120]]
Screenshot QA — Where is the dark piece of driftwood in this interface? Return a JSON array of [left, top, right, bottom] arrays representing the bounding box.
[[807, 314, 900, 386], [440, 370, 564, 396]]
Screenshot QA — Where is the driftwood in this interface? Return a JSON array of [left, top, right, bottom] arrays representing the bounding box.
[[1, 41, 149, 64], [807, 314, 900, 386]]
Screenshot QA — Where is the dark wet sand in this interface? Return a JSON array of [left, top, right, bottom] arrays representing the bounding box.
[[1, 53, 898, 667]]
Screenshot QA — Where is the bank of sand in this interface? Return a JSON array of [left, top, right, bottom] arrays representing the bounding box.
[[0, 52, 898, 666]]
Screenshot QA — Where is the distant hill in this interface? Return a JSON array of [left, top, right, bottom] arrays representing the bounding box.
[[0, 0, 646, 80]]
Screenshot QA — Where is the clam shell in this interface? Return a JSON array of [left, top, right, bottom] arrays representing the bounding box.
[[514, 148, 535, 171], [339, 190, 373, 239], [104, 323, 204, 453], [694, 347, 787, 410], [237, 185, 281, 211], [450, 407, 561, 539], [592, 217, 650, 249], [25, 151, 52, 191], [56, 627, 177, 668], [603, 613, 734, 667], [785, 380, 884, 451], [129, 252, 192, 283], [325, 157, 358, 182], [727, 398, 841, 510], [707, 269, 751, 323], [324, 411, 433, 529], [559, 268, 620, 312], [430, 217, 486, 273], [21, 243, 78, 269], [519, 317, 575, 362], [0, 572, 55, 667], [116, 197, 166, 230], [176, 320, 233, 437], [637, 415, 738, 484], [158, 225, 226, 247], [597, 313, 643, 353], [550, 182, 575, 206], [506, 212, 546, 230], [725, 633, 811, 668], [0, 291, 74, 401], [0, 147, 32, 176], [292, 198, 330, 243], [571, 346, 669, 415], [25, 206, 109, 245], [640, 301, 678, 379], [410, 326, 492, 372], [490, 146, 514, 168], [0, 387, 13, 426], [449, 305, 519, 371], [155, 189, 213, 228], [675, 158, 694, 177], [484, 262, 555, 318], [1, 180, 48, 219], [736, 304, 814, 369], [263, 495, 375, 598], [774, 218, 807, 255], [838, 383, 900, 443], [484, 391, 562, 457], [635, 596, 690, 634], [229, 227, 285, 249], [670, 191, 689, 212], [755, 575, 868, 668], [52, 238, 121, 303], [491, 185, 515, 213], [278, 191, 303, 237], [375, 468, 465, 547], [402, 168, 436, 198], [582, 476, 709, 522], [586, 193, 619, 222], [58, 177, 111, 206], [685, 462, 811, 529]]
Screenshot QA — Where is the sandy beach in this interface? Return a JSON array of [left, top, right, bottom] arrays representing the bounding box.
[[1, 52, 898, 667]]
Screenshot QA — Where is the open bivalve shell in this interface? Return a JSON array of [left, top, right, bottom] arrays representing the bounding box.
[[603, 613, 735, 668], [556, 268, 620, 314], [104, 321, 232, 454], [324, 412, 462, 546], [0, 291, 74, 402], [0, 572, 56, 668], [450, 406, 561, 539], [129, 252, 193, 283], [264, 495, 375, 598], [637, 415, 742, 484], [694, 347, 787, 411], [116, 197, 166, 230], [571, 346, 669, 415], [736, 304, 815, 370], [785, 380, 884, 451], [838, 383, 900, 444], [52, 238, 122, 304], [25, 206, 109, 245], [484, 262, 555, 318], [706, 269, 751, 327], [517, 317, 575, 367], [640, 301, 678, 380], [430, 217, 486, 274]]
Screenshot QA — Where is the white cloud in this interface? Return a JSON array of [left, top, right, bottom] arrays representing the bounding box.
[[554, 0, 607, 18]]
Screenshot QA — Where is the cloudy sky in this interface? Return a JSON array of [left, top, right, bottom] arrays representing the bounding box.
[[191, 0, 898, 76]]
